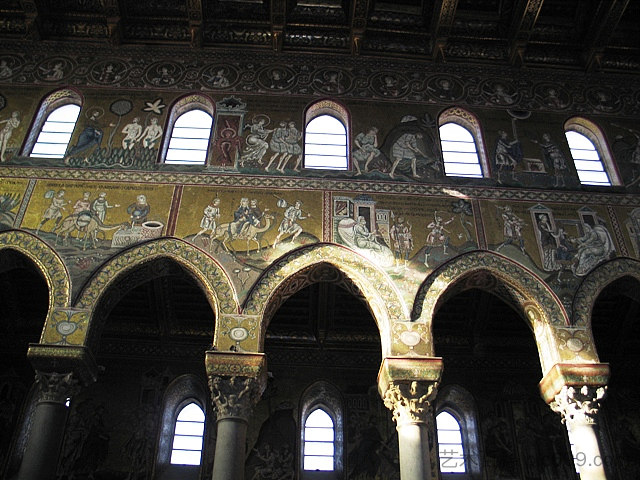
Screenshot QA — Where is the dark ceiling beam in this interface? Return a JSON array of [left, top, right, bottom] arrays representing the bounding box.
[[103, 0, 122, 46], [429, 0, 459, 61], [583, 0, 631, 71], [508, 0, 544, 66], [19, 0, 42, 40], [270, 0, 287, 52], [186, 0, 204, 48], [350, 0, 370, 55]]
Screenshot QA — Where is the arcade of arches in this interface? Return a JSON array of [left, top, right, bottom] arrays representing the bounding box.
[[2, 13, 640, 478]]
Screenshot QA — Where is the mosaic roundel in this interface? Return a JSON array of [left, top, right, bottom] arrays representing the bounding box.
[[311, 68, 353, 95], [0, 55, 23, 81], [256, 66, 297, 91], [586, 86, 622, 113], [480, 78, 520, 106], [370, 72, 410, 99], [199, 64, 239, 90], [144, 61, 185, 88], [35, 57, 75, 83], [89, 59, 129, 85], [534, 83, 571, 110], [424, 75, 465, 102]]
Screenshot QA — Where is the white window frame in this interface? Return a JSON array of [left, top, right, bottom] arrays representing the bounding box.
[[160, 94, 215, 166], [22, 89, 83, 159], [438, 107, 489, 178], [439, 122, 484, 178], [303, 100, 350, 171], [564, 117, 620, 186]]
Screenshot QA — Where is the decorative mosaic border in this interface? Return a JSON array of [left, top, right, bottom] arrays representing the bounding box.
[[0, 230, 71, 310], [2, 166, 640, 207], [74, 237, 238, 345], [572, 257, 640, 327], [242, 243, 407, 355]]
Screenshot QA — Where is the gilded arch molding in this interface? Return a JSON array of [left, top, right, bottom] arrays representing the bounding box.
[[0, 229, 70, 310], [413, 251, 574, 372], [242, 244, 408, 356], [572, 257, 640, 328], [73, 238, 238, 347]]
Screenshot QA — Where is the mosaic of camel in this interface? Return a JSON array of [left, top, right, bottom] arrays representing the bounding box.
[[210, 213, 276, 254], [54, 213, 125, 250]]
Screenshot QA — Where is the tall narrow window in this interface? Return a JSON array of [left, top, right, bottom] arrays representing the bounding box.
[[564, 117, 619, 186], [439, 122, 483, 178], [305, 115, 348, 170], [303, 408, 335, 471], [165, 109, 213, 165], [565, 131, 611, 186], [170, 402, 205, 466], [30, 104, 81, 159], [436, 411, 466, 473]]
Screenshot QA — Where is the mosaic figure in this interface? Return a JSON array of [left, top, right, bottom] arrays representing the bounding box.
[[241, 116, 272, 166], [389, 132, 425, 179], [0, 111, 20, 162], [273, 199, 308, 247], [194, 197, 221, 241], [531, 134, 567, 187], [121, 117, 142, 150], [353, 127, 380, 175], [36, 190, 68, 233], [495, 205, 526, 254]]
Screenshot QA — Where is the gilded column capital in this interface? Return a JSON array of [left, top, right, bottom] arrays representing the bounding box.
[[539, 362, 609, 404], [205, 351, 267, 421], [378, 356, 443, 426], [27, 343, 99, 386], [34, 371, 79, 404], [550, 385, 607, 426], [208, 375, 266, 420], [383, 380, 437, 426]]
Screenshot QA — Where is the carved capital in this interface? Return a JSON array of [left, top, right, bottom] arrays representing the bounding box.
[[34, 371, 79, 404], [208, 375, 265, 420], [383, 380, 437, 426], [550, 385, 607, 426]]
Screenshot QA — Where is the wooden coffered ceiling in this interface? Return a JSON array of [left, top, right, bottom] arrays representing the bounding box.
[[1, 0, 639, 72]]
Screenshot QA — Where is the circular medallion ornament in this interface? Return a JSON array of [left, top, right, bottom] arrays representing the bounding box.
[[35, 57, 75, 82], [200, 64, 238, 89], [90, 60, 129, 85], [56, 321, 78, 336], [399, 330, 422, 347], [0, 55, 24, 80], [425, 75, 464, 102], [257, 66, 297, 91], [566, 337, 584, 353], [230, 327, 249, 342], [371, 72, 409, 98], [144, 62, 184, 87], [311, 68, 352, 95]]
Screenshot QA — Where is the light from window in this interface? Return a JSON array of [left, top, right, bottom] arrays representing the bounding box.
[[304, 115, 348, 170], [439, 123, 483, 178], [165, 109, 213, 165], [565, 130, 611, 186], [436, 411, 466, 473], [30, 104, 81, 158], [303, 408, 335, 471], [171, 402, 205, 466]]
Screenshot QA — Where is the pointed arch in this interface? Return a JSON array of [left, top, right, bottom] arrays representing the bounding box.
[[0, 230, 70, 311], [73, 238, 238, 348], [243, 244, 408, 355], [159, 93, 215, 165], [572, 257, 640, 328], [22, 88, 83, 158], [438, 107, 488, 178], [414, 251, 568, 372]]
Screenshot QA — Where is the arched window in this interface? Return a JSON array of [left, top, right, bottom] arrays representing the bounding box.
[[304, 100, 349, 170], [435, 385, 481, 479], [436, 411, 466, 473], [565, 118, 619, 186], [438, 108, 487, 178], [165, 110, 213, 165], [24, 89, 82, 159], [161, 94, 215, 166], [299, 381, 344, 478], [303, 408, 335, 471], [155, 375, 209, 480], [170, 402, 205, 465]]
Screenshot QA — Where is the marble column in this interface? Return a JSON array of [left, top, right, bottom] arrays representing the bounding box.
[[18, 344, 98, 480], [206, 351, 267, 480], [378, 356, 443, 480], [540, 363, 610, 480], [17, 371, 78, 480]]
